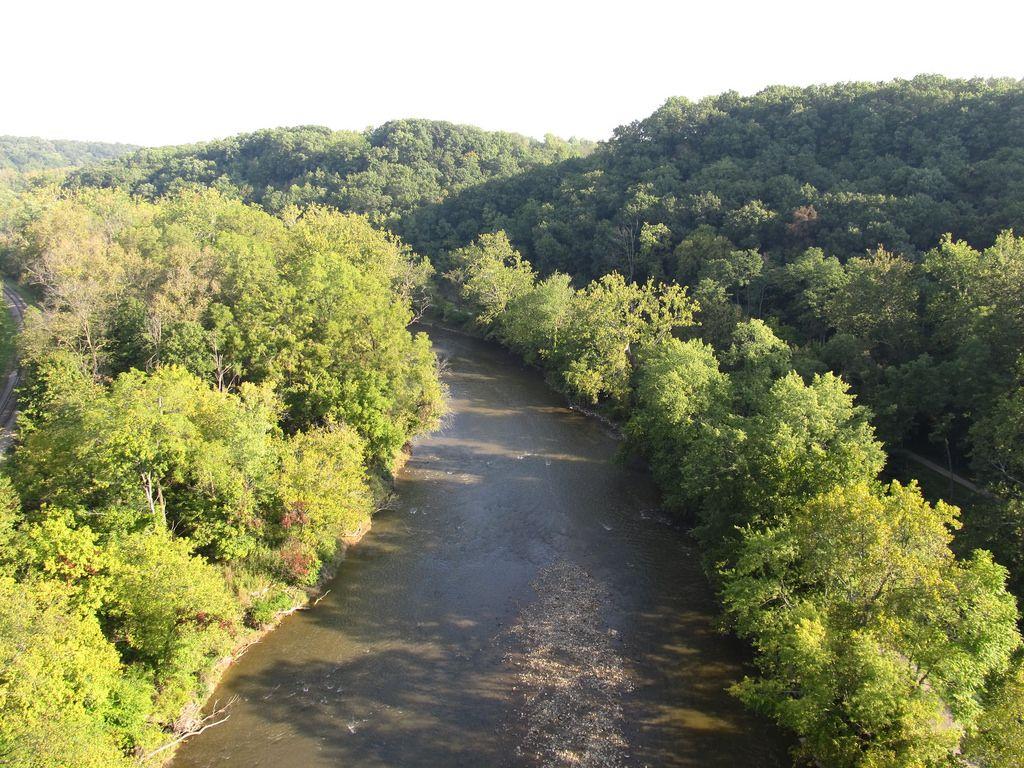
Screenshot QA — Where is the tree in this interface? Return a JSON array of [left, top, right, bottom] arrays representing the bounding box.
[[499, 272, 574, 364], [970, 372, 1024, 492], [690, 277, 743, 350], [773, 247, 846, 341], [694, 372, 885, 556], [674, 225, 735, 285], [965, 658, 1024, 768], [105, 530, 240, 722], [724, 200, 776, 249], [637, 221, 673, 280], [725, 482, 1020, 767], [20, 191, 135, 377], [920, 234, 983, 352], [13, 366, 282, 559], [720, 319, 792, 411], [627, 337, 731, 510], [446, 231, 536, 326], [276, 424, 373, 582], [0, 575, 135, 768], [825, 248, 920, 365], [551, 273, 695, 405], [698, 248, 764, 313]]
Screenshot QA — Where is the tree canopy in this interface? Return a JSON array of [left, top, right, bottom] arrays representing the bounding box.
[[0, 186, 444, 765]]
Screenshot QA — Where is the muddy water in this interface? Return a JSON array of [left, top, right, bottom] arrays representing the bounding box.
[[172, 328, 788, 768]]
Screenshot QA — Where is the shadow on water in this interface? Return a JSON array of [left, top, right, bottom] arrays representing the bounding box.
[[171, 328, 790, 768]]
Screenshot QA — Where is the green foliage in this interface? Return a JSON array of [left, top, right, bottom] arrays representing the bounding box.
[[824, 248, 920, 365], [675, 225, 736, 284], [773, 247, 846, 340], [456, 248, 1020, 764], [699, 248, 764, 312], [67, 121, 592, 223], [447, 231, 537, 326], [689, 277, 742, 350], [106, 530, 239, 721], [500, 273, 574, 364], [0, 136, 136, 172], [626, 337, 730, 510], [276, 425, 372, 582], [964, 657, 1024, 767], [551, 273, 695, 405], [726, 482, 1020, 767], [245, 589, 294, 629], [400, 76, 1024, 281], [0, 575, 135, 768], [13, 366, 282, 559], [12, 187, 444, 470], [689, 371, 885, 559], [447, 236, 697, 406], [720, 319, 793, 409], [0, 186, 444, 762], [7, 508, 110, 611], [970, 375, 1024, 491], [272, 210, 443, 467]]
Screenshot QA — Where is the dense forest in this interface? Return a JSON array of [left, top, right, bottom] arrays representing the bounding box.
[[3, 74, 1024, 766], [445, 231, 1024, 767], [77, 77, 1024, 274], [67, 120, 594, 224], [0, 136, 136, 172], [0, 187, 443, 765], [402, 76, 1024, 273]]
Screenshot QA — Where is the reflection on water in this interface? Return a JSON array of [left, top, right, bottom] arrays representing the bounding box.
[[171, 328, 789, 768]]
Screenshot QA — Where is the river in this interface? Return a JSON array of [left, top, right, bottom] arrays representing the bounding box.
[[172, 327, 788, 768]]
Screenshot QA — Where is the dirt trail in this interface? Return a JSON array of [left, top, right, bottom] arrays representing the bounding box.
[[0, 282, 27, 448]]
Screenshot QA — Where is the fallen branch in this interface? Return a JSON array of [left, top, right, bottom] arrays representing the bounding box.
[[142, 697, 237, 759], [272, 588, 331, 622]]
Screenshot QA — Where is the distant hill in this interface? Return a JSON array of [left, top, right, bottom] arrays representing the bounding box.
[[0, 135, 137, 172], [397, 75, 1024, 278], [64, 78, 1024, 282], [66, 120, 595, 223]]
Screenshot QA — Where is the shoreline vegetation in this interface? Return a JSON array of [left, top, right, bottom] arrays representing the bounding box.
[[442, 230, 1024, 767], [0, 187, 445, 766], [160, 513, 373, 764]]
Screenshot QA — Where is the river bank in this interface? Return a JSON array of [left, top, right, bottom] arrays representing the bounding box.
[[158, 516, 376, 764]]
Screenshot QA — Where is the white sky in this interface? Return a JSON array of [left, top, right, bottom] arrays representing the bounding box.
[[3, 0, 1022, 147]]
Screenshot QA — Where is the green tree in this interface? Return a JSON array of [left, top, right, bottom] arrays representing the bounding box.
[[699, 248, 764, 312], [446, 231, 537, 326], [276, 424, 373, 582], [725, 482, 1020, 767], [695, 372, 885, 556], [105, 530, 240, 722], [965, 658, 1024, 768], [774, 247, 846, 341], [825, 248, 920, 365], [627, 337, 731, 510], [499, 272, 574, 364], [551, 273, 695, 405], [674, 225, 735, 285], [14, 366, 282, 559], [0, 575, 134, 768], [720, 319, 792, 411]]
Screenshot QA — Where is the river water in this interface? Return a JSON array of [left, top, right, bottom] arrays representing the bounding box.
[[172, 328, 788, 768]]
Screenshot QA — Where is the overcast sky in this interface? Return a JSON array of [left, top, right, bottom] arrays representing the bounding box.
[[4, 0, 1022, 147]]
